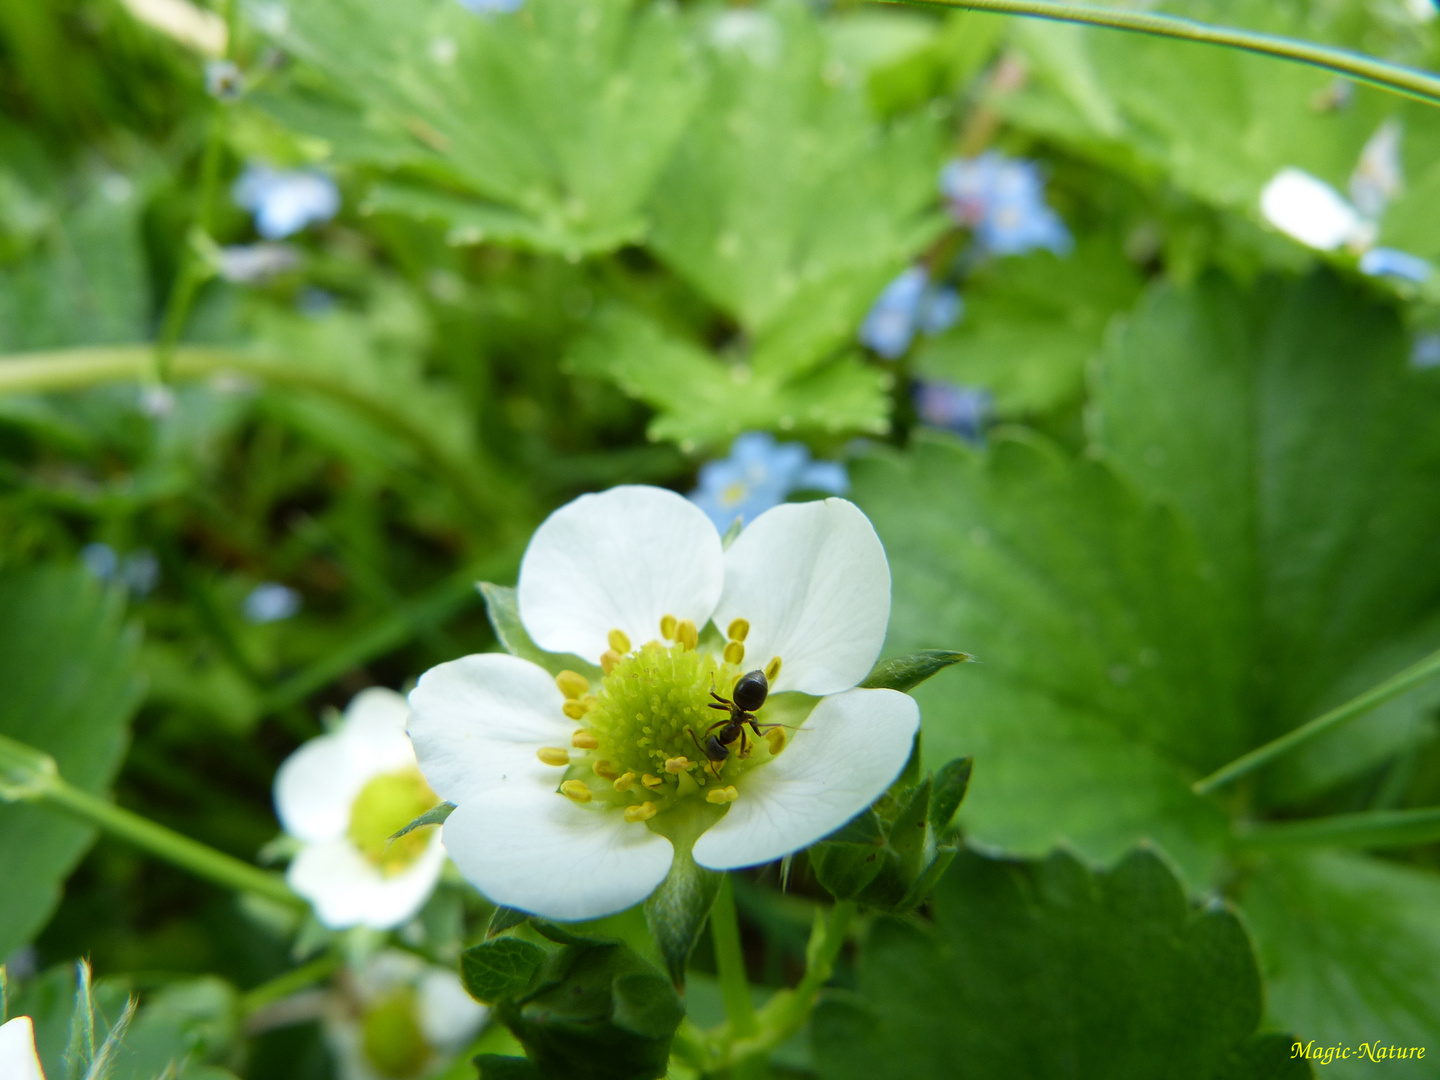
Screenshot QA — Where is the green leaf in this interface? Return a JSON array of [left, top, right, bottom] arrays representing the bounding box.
[[566, 305, 891, 449], [1242, 852, 1440, 1080], [812, 847, 1311, 1080], [1000, 8, 1392, 221], [646, 0, 946, 342], [498, 942, 683, 1080], [855, 270, 1440, 1064], [459, 938, 547, 1005], [912, 241, 1143, 415], [270, 0, 701, 255], [856, 430, 1236, 884], [859, 650, 971, 693], [0, 567, 142, 961], [474, 1056, 542, 1080]]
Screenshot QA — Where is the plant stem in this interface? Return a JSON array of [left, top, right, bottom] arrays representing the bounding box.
[[240, 954, 342, 1016], [1, 732, 304, 910], [0, 344, 502, 524], [1236, 807, 1440, 850], [1194, 644, 1440, 795], [710, 874, 759, 1041], [878, 0, 1440, 109], [45, 778, 306, 910]]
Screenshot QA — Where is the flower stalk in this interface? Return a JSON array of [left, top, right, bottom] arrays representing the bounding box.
[[879, 0, 1440, 109], [0, 733, 304, 911], [710, 874, 759, 1042]]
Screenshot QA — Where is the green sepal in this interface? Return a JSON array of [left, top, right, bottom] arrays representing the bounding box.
[[488, 906, 531, 938], [459, 938, 547, 1005], [720, 517, 744, 549], [930, 756, 973, 835], [389, 801, 454, 842], [644, 848, 722, 990], [497, 942, 684, 1080], [474, 1055, 542, 1080], [811, 756, 974, 912], [0, 732, 58, 802], [478, 583, 600, 680], [859, 650, 971, 693], [531, 922, 618, 948]]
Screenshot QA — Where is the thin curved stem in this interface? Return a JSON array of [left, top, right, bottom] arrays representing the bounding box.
[[876, 0, 1440, 108], [0, 733, 304, 910], [0, 344, 501, 524]]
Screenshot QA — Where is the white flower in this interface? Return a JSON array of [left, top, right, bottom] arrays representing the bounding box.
[[0, 1016, 45, 1080], [408, 486, 919, 922], [1260, 168, 1365, 251], [324, 951, 487, 1080], [274, 689, 446, 930]]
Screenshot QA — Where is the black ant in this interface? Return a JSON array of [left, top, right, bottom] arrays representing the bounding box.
[[687, 669, 793, 777]]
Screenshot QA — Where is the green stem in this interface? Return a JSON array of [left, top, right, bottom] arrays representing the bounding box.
[[878, 0, 1440, 108], [1236, 806, 1440, 850], [45, 778, 306, 910], [1194, 644, 1440, 795], [710, 874, 759, 1041], [240, 954, 342, 1016], [155, 0, 238, 382], [0, 344, 501, 523]]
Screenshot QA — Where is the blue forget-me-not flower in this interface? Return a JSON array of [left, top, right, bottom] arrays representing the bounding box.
[[688, 432, 849, 532], [457, 0, 524, 12], [859, 267, 964, 359], [233, 165, 340, 240], [912, 381, 992, 444], [940, 152, 1072, 257], [244, 582, 303, 624]]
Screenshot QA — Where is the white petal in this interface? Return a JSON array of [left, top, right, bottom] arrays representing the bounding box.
[[417, 968, 489, 1048], [1259, 168, 1363, 251], [517, 486, 725, 663], [408, 653, 574, 804], [0, 1017, 45, 1080], [713, 499, 890, 695], [273, 732, 372, 843], [287, 834, 445, 930], [693, 688, 918, 870], [342, 687, 416, 776], [441, 788, 673, 921]]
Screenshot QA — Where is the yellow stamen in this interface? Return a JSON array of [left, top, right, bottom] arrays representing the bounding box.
[[613, 771, 637, 793], [601, 649, 621, 674], [593, 759, 619, 781], [572, 729, 600, 750], [723, 640, 745, 666], [624, 801, 658, 823], [727, 618, 750, 642], [642, 774, 663, 789], [660, 614, 678, 640], [765, 656, 782, 681], [536, 746, 569, 767], [560, 780, 592, 803], [705, 785, 739, 805], [562, 699, 590, 720], [556, 670, 589, 700], [766, 728, 786, 755], [608, 628, 632, 654], [676, 619, 698, 651], [665, 756, 690, 774]]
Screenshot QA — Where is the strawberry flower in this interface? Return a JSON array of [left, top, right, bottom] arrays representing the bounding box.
[[407, 486, 919, 921]]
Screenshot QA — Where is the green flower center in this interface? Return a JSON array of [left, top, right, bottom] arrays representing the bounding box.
[[360, 987, 429, 1078], [586, 642, 739, 781], [347, 768, 438, 875]]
